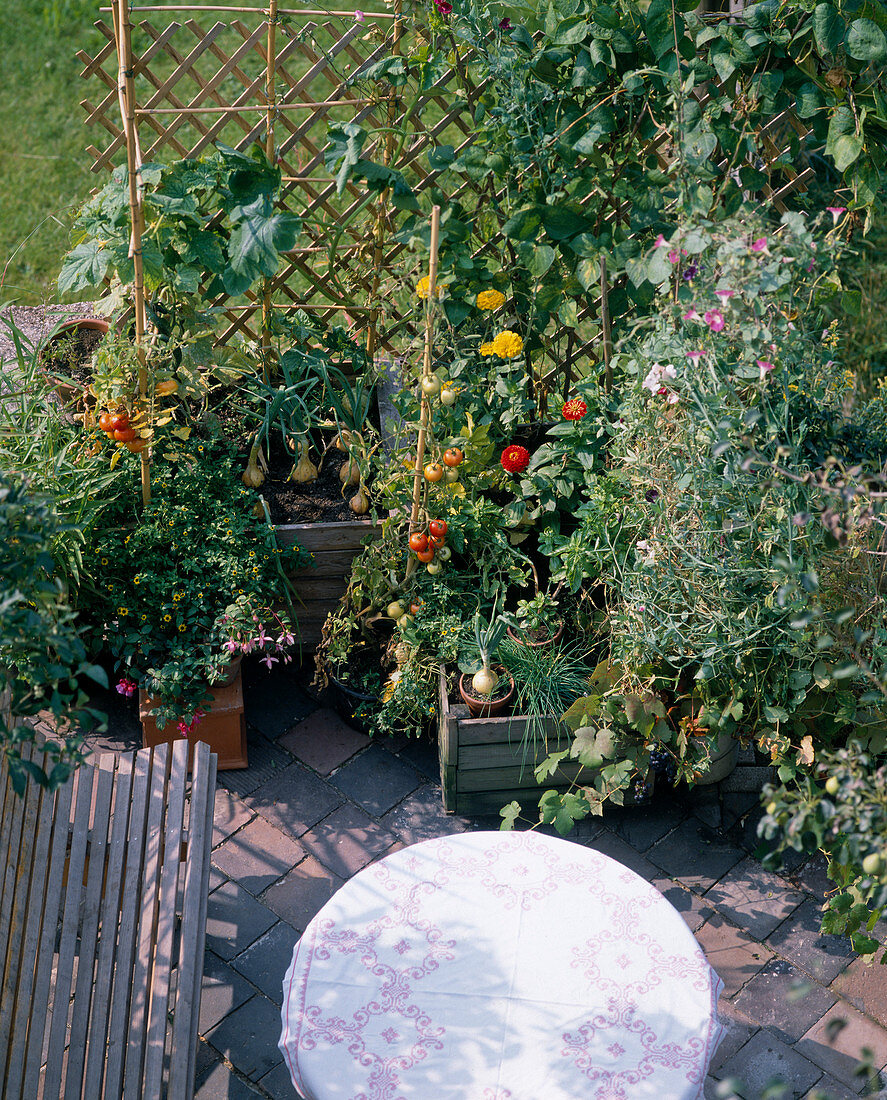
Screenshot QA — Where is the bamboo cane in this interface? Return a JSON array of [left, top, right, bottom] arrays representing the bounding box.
[[600, 256, 613, 394], [105, 6, 396, 16], [113, 0, 151, 507], [261, 0, 279, 384], [406, 206, 441, 575]]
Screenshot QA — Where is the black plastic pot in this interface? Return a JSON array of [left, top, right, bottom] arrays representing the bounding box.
[[327, 668, 379, 735]]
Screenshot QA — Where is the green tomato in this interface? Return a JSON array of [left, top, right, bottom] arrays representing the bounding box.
[[862, 852, 885, 876], [398, 614, 414, 630], [437, 545, 452, 561], [426, 561, 442, 575], [444, 468, 460, 484], [440, 387, 457, 406], [420, 374, 441, 396], [386, 600, 406, 620], [825, 776, 840, 796]]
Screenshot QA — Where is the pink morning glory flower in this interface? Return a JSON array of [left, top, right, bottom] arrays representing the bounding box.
[[715, 290, 735, 305], [354, 8, 365, 19], [704, 309, 725, 332], [686, 350, 705, 366], [668, 249, 679, 263], [683, 308, 701, 322], [826, 206, 846, 224], [751, 237, 768, 253], [654, 234, 667, 247], [757, 359, 775, 380]]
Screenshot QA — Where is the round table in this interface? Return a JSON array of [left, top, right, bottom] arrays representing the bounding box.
[[279, 830, 723, 1100]]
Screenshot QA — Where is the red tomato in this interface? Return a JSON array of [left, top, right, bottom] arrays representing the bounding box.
[[429, 534, 446, 549], [410, 601, 423, 615], [428, 519, 448, 539], [110, 411, 130, 431], [408, 532, 429, 553], [98, 412, 114, 433], [416, 547, 435, 563], [126, 438, 148, 453], [443, 447, 464, 467], [113, 427, 137, 442], [423, 463, 444, 483]]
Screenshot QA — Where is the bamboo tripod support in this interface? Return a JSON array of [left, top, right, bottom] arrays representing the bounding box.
[[261, 0, 278, 382], [405, 204, 441, 578], [112, 0, 151, 506]]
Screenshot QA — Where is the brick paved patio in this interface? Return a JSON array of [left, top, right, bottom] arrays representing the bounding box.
[[88, 660, 887, 1099]]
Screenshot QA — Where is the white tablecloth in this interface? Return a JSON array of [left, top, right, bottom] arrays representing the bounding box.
[[280, 830, 723, 1100]]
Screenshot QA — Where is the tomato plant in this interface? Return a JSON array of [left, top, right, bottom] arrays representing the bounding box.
[[428, 519, 447, 538], [416, 547, 435, 563], [443, 448, 463, 467], [424, 463, 444, 483], [408, 531, 429, 552]]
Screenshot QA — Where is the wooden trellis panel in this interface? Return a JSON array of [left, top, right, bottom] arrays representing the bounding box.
[[78, 5, 811, 367]]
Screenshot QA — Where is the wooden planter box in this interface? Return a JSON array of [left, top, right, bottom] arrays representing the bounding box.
[[275, 519, 381, 648], [437, 667, 597, 815], [139, 671, 248, 770]]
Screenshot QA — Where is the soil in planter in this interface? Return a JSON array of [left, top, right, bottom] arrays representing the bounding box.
[[261, 442, 358, 525], [40, 327, 106, 386]]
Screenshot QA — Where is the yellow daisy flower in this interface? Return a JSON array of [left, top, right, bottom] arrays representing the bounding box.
[[476, 288, 505, 311], [479, 342, 496, 357]]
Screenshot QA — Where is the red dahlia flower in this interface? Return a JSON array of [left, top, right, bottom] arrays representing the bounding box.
[[562, 398, 587, 420], [500, 445, 530, 473]]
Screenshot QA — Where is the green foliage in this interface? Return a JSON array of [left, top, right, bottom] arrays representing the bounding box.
[[0, 473, 107, 793], [76, 440, 310, 729], [59, 145, 301, 301]]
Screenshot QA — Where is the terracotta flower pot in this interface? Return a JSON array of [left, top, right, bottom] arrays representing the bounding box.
[[458, 668, 515, 719], [505, 620, 564, 650], [41, 317, 110, 404], [212, 654, 243, 687]]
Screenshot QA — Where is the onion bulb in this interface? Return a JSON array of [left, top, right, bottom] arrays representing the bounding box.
[[472, 666, 499, 696], [335, 429, 353, 451], [349, 486, 370, 515], [339, 459, 360, 487], [290, 441, 318, 484]]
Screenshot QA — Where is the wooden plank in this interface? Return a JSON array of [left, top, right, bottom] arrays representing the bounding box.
[[104, 747, 152, 1097], [43, 764, 95, 1100], [141, 739, 188, 1096], [3, 755, 54, 1100], [275, 519, 379, 551], [63, 759, 116, 1097], [289, 577, 349, 601], [0, 750, 28, 973], [454, 713, 563, 748], [21, 774, 74, 1099], [458, 739, 574, 772], [123, 745, 169, 1098], [83, 754, 134, 1099], [168, 740, 216, 1099], [452, 787, 554, 816], [289, 547, 370, 577], [457, 761, 591, 793], [0, 749, 44, 1090]]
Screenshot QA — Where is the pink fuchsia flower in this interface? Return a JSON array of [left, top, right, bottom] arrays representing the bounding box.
[[715, 289, 735, 306], [826, 206, 846, 225], [757, 359, 775, 380], [277, 630, 296, 647], [751, 237, 768, 253], [260, 654, 279, 670], [224, 638, 239, 656], [683, 308, 701, 322], [354, 9, 365, 20], [253, 627, 271, 649], [686, 350, 705, 366], [562, 397, 587, 420], [704, 309, 725, 332], [116, 676, 137, 698]]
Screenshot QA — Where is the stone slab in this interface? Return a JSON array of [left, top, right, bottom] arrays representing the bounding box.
[[199, 949, 255, 1034], [194, 1059, 265, 1099], [733, 958, 836, 1044], [380, 784, 472, 845], [212, 815, 305, 896], [205, 992, 285, 1080], [231, 921, 300, 1007], [649, 876, 716, 933], [648, 819, 746, 891], [831, 956, 887, 1028], [244, 763, 342, 840], [588, 830, 661, 881], [766, 897, 855, 985], [705, 856, 805, 939], [261, 855, 344, 933], [212, 786, 255, 849], [217, 733, 292, 797], [278, 707, 371, 774], [298, 802, 398, 878], [329, 743, 423, 815], [796, 1001, 887, 1092], [715, 1029, 823, 1099], [205, 879, 278, 961], [695, 913, 775, 998], [606, 800, 686, 853]]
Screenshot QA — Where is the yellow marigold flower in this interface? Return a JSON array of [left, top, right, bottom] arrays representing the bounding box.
[[416, 276, 440, 299], [479, 342, 496, 357], [492, 330, 523, 359], [476, 288, 505, 311]]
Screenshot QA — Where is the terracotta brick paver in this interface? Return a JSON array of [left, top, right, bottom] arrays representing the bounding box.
[[80, 662, 887, 1098]]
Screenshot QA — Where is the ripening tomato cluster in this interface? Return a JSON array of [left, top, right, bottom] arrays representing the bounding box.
[[97, 408, 148, 452], [407, 519, 450, 573], [423, 446, 463, 484]]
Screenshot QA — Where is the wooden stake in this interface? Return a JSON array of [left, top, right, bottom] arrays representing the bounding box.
[[407, 205, 441, 568], [600, 256, 613, 394], [113, 0, 151, 507], [262, 0, 278, 383]]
